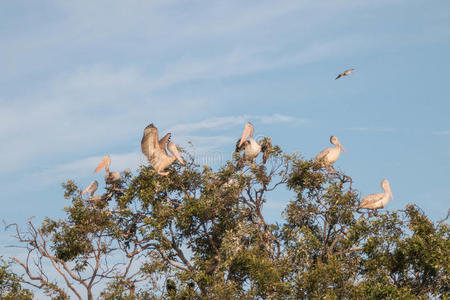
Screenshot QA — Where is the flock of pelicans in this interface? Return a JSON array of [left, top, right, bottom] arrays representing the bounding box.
[[81, 68, 393, 212]]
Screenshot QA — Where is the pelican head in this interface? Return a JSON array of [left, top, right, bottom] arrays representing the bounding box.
[[381, 179, 393, 201], [330, 136, 346, 153], [238, 122, 255, 148], [143, 123, 156, 134]]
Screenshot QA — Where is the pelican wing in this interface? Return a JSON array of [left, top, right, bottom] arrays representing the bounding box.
[[82, 180, 98, 195], [167, 141, 185, 165], [141, 124, 160, 161], [359, 193, 384, 208], [316, 148, 331, 161], [235, 139, 248, 152], [94, 156, 110, 173], [159, 133, 171, 155], [238, 122, 254, 148], [344, 69, 354, 75]]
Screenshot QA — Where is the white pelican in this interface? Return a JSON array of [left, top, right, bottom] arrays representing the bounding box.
[[359, 179, 393, 210], [235, 122, 272, 165], [82, 180, 98, 197], [94, 155, 121, 184], [141, 123, 185, 176], [335, 68, 355, 80], [315, 136, 346, 170]]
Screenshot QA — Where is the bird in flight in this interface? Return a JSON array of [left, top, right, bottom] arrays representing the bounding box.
[[141, 123, 185, 176], [315, 136, 347, 171], [359, 179, 394, 210], [335, 68, 355, 80], [235, 122, 272, 166]]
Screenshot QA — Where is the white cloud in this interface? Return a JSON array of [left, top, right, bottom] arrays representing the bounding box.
[[169, 114, 306, 133], [26, 152, 146, 187], [2, 0, 434, 177], [345, 127, 395, 132], [15, 112, 303, 187], [432, 130, 450, 135], [0, 64, 211, 173]]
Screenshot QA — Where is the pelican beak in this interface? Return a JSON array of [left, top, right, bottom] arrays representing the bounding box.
[[339, 144, 347, 153], [94, 156, 110, 173], [238, 123, 253, 147], [389, 189, 394, 201]]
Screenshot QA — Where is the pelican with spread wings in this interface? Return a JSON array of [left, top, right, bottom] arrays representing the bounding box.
[[94, 155, 121, 184], [235, 122, 272, 165], [141, 123, 185, 176], [335, 68, 355, 80], [359, 179, 393, 210], [315, 136, 346, 171]]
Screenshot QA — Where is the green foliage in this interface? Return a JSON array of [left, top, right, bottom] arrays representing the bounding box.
[[7, 148, 449, 299], [0, 258, 33, 300]]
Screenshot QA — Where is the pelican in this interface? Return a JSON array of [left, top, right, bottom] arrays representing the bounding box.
[[81, 180, 98, 197], [235, 122, 272, 165], [88, 192, 113, 209], [315, 136, 346, 171], [335, 68, 355, 80], [94, 155, 121, 184], [359, 179, 393, 210], [141, 123, 185, 176]]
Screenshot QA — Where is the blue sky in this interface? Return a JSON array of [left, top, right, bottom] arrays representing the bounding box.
[[1, 0, 450, 254]]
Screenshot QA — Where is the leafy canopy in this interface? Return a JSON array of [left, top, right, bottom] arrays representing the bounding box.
[[5, 147, 449, 299]]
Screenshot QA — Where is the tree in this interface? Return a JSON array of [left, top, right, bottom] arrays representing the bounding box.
[[0, 256, 33, 299], [6, 147, 449, 299]]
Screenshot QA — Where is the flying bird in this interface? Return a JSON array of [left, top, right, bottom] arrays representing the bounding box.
[[315, 136, 346, 171], [81, 180, 98, 197], [235, 122, 272, 165], [141, 123, 185, 176], [335, 68, 355, 80], [359, 179, 393, 210], [94, 155, 121, 184]]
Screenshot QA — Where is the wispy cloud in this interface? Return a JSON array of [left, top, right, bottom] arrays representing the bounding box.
[[432, 130, 450, 135], [19, 152, 145, 188], [0, 64, 210, 173], [2, 0, 433, 176], [345, 127, 395, 132], [170, 114, 306, 133], [17, 112, 304, 186], [25, 113, 302, 185]]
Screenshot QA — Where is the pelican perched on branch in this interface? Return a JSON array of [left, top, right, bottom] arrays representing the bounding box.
[[141, 123, 185, 176], [82, 180, 98, 197], [359, 179, 393, 210], [88, 192, 113, 209], [94, 155, 121, 184], [335, 68, 355, 80], [235, 122, 272, 165], [316, 136, 346, 171]]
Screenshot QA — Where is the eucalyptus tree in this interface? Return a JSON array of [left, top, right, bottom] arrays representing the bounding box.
[[5, 147, 449, 299]]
